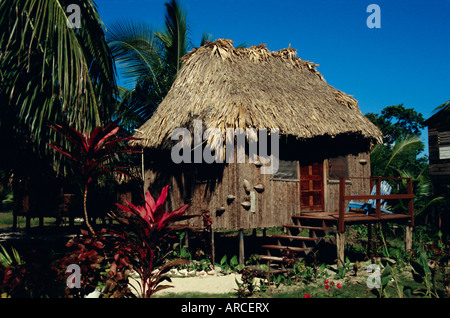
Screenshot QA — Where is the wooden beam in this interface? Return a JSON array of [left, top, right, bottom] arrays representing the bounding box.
[[336, 231, 345, 267], [405, 225, 413, 251], [12, 209, 17, 231], [407, 178, 415, 227], [343, 194, 414, 200], [239, 229, 245, 265], [210, 226, 215, 267], [375, 178, 381, 219], [338, 178, 346, 233]]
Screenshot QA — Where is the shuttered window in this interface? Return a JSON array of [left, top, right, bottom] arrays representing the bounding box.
[[273, 160, 298, 180], [328, 156, 348, 180], [439, 131, 450, 160]]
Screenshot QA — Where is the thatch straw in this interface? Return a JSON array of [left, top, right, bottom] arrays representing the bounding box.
[[131, 39, 382, 150]]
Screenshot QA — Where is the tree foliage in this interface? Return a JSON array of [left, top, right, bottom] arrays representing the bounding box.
[[366, 105, 442, 219], [366, 104, 427, 178], [366, 104, 425, 147], [106, 0, 190, 131], [0, 0, 117, 150]]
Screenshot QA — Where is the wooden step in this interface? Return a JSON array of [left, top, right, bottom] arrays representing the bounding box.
[[283, 224, 331, 231], [261, 245, 310, 253], [259, 255, 284, 262], [292, 213, 335, 221], [271, 234, 319, 242]]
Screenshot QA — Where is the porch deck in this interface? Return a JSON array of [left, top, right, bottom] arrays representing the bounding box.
[[298, 210, 412, 225], [259, 177, 415, 268]]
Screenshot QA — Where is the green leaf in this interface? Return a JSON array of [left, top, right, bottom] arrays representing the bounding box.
[[381, 276, 392, 287], [381, 263, 393, 278], [230, 255, 238, 267], [220, 255, 227, 265], [403, 286, 413, 297], [410, 260, 425, 277]]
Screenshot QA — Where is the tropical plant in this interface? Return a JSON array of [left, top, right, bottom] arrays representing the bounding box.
[[54, 228, 111, 298], [429, 100, 450, 120], [365, 104, 425, 147], [0, 0, 117, 152], [107, 0, 190, 130], [370, 135, 423, 177], [0, 244, 23, 269], [107, 0, 246, 131], [48, 121, 140, 234], [107, 185, 197, 298], [1, 245, 65, 298], [236, 266, 260, 298], [397, 169, 444, 219]]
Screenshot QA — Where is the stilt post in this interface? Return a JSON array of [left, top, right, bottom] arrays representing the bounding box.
[[239, 229, 245, 265]]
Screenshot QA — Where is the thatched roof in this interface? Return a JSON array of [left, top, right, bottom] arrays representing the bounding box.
[[131, 39, 382, 151]]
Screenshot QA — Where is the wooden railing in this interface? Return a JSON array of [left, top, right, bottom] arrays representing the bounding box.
[[338, 177, 415, 232]]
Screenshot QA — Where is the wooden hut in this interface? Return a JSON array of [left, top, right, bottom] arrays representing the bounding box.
[[425, 100, 450, 187], [424, 100, 450, 232], [131, 39, 413, 265]]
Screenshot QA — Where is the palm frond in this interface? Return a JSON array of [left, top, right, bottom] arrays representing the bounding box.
[[155, 0, 189, 79], [431, 100, 450, 115], [0, 0, 117, 154], [106, 19, 165, 90], [383, 135, 421, 175]]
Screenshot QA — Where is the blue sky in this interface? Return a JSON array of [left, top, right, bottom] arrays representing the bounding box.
[[96, 0, 449, 140]]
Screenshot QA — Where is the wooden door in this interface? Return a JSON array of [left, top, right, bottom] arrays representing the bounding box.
[[300, 162, 325, 211]]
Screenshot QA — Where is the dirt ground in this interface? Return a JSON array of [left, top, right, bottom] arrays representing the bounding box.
[[129, 272, 242, 296]]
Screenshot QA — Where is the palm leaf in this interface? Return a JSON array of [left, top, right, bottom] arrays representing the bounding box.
[[0, 0, 117, 161], [106, 0, 190, 131], [383, 135, 421, 175]]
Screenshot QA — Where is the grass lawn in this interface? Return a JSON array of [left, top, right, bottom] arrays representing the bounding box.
[[0, 210, 87, 230], [0, 210, 56, 229]]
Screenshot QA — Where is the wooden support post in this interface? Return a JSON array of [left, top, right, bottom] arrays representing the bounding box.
[[338, 178, 346, 233], [69, 213, 74, 228], [26, 214, 31, 230], [336, 231, 345, 267], [407, 178, 415, 227], [183, 230, 189, 248], [239, 229, 245, 266], [210, 226, 215, 267], [375, 178, 381, 219], [12, 209, 17, 231], [405, 225, 413, 252]]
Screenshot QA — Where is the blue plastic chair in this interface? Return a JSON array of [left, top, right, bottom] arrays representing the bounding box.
[[347, 181, 392, 214]]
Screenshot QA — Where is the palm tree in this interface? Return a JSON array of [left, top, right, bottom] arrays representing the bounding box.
[[371, 135, 443, 219], [107, 0, 189, 131], [370, 135, 423, 177], [107, 0, 249, 131], [0, 0, 117, 156], [430, 100, 450, 117]]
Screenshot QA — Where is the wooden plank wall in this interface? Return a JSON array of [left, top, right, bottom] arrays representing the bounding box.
[[144, 151, 371, 230], [324, 152, 371, 212], [188, 161, 299, 230]]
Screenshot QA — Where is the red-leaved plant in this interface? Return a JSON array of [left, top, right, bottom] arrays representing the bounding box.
[[48, 121, 141, 234], [106, 185, 197, 298]]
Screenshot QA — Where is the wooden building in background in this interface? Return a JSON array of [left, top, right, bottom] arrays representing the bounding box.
[[425, 100, 450, 233], [425, 100, 450, 188]]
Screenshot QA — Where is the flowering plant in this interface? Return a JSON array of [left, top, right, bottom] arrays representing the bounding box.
[[106, 185, 197, 298]]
